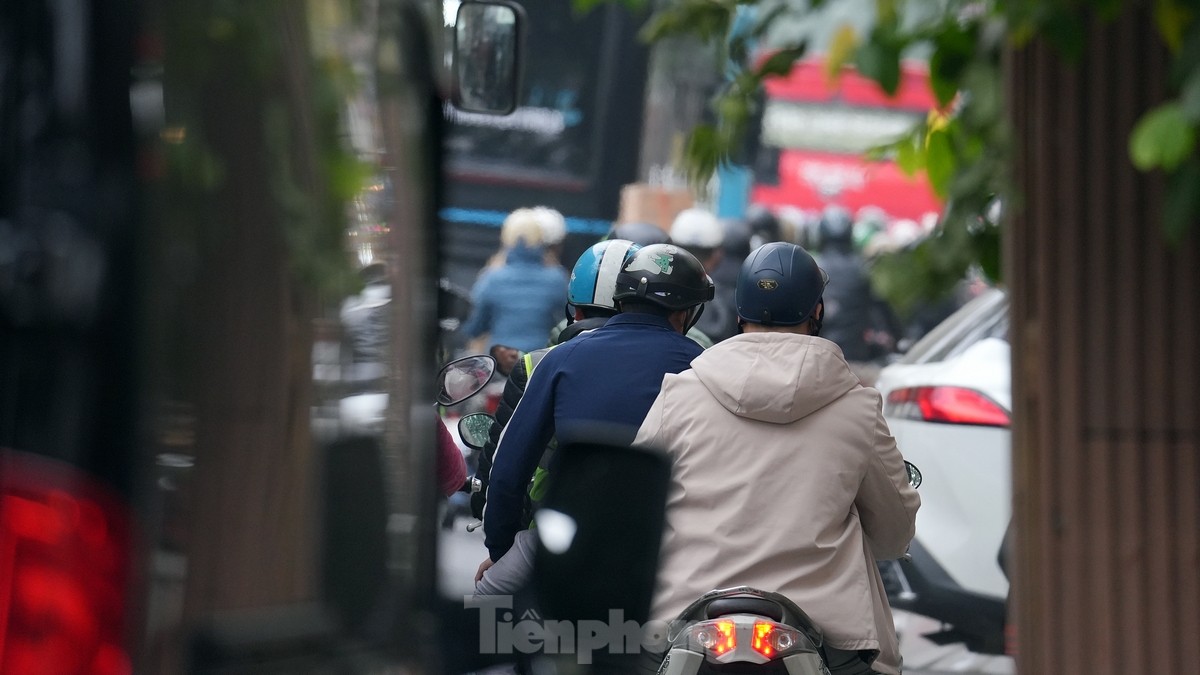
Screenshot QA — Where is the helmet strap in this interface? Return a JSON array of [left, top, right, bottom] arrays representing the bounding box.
[[684, 303, 706, 334], [809, 299, 824, 337], [564, 303, 575, 326]]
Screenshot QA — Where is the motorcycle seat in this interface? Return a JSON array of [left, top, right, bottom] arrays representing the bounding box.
[[703, 597, 784, 622]]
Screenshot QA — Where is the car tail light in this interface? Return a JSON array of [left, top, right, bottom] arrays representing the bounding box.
[[886, 386, 1010, 427], [1, 450, 134, 675]]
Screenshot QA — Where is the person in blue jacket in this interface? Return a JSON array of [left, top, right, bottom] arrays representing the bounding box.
[[461, 208, 568, 354], [478, 243, 714, 575]]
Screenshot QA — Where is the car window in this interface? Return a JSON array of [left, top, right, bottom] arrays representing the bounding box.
[[900, 288, 1009, 364]]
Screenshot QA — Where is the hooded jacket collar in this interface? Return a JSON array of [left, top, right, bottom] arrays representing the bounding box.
[[690, 332, 860, 424]]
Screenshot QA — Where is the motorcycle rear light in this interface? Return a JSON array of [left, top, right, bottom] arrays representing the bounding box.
[[690, 619, 737, 655], [886, 386, 1010, 427], [688, 617, 805, 662], [1, 450, 134, 675]]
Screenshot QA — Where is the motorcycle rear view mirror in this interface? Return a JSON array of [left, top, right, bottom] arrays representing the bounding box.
[[905, 460, 922, 489], [457, 412, 495, 451], [451, 0, 524, 114], [436, 354, 496, 406]]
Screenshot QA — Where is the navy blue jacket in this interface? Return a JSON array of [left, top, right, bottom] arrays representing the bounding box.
[[483, 312, 703, 560]]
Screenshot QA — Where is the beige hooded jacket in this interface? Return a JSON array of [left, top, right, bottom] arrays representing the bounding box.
[[634, 332, 920, 675]]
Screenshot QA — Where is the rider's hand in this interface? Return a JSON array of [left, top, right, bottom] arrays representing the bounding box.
[[490, 345, 520, 376], [470, 490, 486, 520], [475, 557, 496, 583]]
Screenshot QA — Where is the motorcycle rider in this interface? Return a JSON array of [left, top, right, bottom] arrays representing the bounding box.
[[462, 207, 569, 354], [669, 207, 739, 343], [634, 242, 920, 675], [470, 238, 642, 583], [478, 243, 714, 583], [814, 204, 900, 384]]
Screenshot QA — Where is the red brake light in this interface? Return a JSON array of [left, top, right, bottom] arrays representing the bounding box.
[[886, 386, 1010, 427], [690, 619, 737, 655], [1, 450, 134, 675], [752, 621, 774, 658]]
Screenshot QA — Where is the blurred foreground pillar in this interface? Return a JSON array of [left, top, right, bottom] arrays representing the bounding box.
[[1006, 6, 1200, 674]]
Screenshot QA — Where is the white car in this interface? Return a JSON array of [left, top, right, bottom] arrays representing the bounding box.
[[873, 288, 1011, 655]]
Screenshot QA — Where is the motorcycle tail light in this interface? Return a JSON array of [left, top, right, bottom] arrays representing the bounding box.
[[751, 620, 802, 658], [0, 450, 134, 675], [687, 616, 808, 663], [689, 619, 737, 655]]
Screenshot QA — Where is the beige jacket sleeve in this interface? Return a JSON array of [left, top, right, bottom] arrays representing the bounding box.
[[633, 391, 667, 450], [854, 393, 921, 560]]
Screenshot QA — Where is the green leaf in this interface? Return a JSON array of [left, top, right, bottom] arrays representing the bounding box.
[[639, 2, 732, 43], [1154, 0, 1193, 53], [825, 24, 859, 82], [684, 124, 724, 185], [929, 25, 973, 107], [1171, 20, 1200, 85], [971, 225, 1003, 283], [896, 134, 924, 175], [573, 0, 646, 13], [1164, 158, 1200, 244], [756, 46, 807, 78], [1041, 9, 1086, 61], [1181, 70, 1200, 122], [854, 40, 902, 95], [876, 0, 898, 26], [925, 128, 955, 199], [1129, 103, 1196, 171]]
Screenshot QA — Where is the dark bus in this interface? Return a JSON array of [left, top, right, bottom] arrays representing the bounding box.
[[440, 0, 651, 285]]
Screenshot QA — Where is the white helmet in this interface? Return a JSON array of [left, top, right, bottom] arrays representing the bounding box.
[[500, 208, 544, 248], [889, 219, 923, 249], [669, 207, 724, 249], [532, 206, 566, 245]]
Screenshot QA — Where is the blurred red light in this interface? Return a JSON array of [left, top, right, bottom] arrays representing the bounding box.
[[1, 450, 133, 675], [886, 386, 1010, 427]]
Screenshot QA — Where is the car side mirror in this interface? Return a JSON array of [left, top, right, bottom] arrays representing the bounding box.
[[532, 441, 671, 668], [452, 0, 523, 114]]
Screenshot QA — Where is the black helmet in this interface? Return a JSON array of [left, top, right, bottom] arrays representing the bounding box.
[[818, 204, 853, 246], [605, 222, 671, 247], [613, 244, 714, 311], [736, 242, 827, 326]]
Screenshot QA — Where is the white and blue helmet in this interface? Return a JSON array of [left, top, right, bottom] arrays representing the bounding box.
[[568, 239, 641, 311]]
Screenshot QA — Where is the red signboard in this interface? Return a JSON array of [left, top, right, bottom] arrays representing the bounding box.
[[751, 57, 944, 222]]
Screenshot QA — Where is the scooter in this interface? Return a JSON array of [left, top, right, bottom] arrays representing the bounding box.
[[655, 462, 923, 675]]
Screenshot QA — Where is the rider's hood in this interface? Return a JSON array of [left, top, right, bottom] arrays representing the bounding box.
[[690, 332, 860, 424]]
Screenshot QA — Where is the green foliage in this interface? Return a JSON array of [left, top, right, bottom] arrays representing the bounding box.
[[1130, 103, 1196, 171], [597, 0, 1200, 310], [163, 0, 365, 299]]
